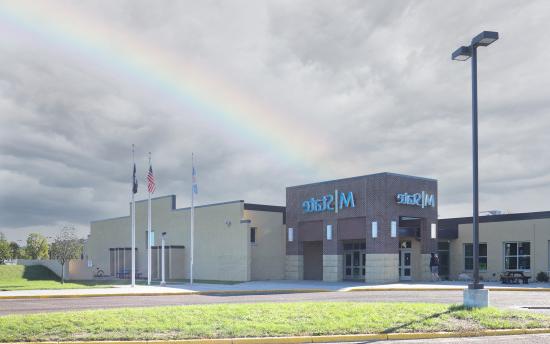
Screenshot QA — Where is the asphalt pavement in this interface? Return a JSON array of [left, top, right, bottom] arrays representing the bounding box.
[[2, 290, 550, 315]]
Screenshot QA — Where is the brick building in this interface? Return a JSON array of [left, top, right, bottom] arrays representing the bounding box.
[[285, 172, 438, 283]]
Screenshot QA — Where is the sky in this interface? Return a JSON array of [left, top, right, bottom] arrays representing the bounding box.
[[0, 0, 549, 242]]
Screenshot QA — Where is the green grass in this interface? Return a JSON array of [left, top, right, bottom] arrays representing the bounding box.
[[1, 302, 549, 341], [0, 265, 241, 290], [0, 265, 121, 291]]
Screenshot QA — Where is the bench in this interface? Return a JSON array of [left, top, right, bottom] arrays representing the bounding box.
[[500, 271, 530, 284]]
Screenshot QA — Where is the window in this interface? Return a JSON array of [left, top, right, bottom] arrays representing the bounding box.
[[326, 225, 333, 240], [250, 227, 256, 244], [371, 221, 378, 238], [504, 242, 530, 270], [464, 243, 487, 271], [430, 223, 437, 239]]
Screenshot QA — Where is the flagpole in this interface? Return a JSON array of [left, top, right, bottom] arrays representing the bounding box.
[[147, 152, 152, 286], [190, 153, 194, 285], [131, 145, 136, 288]]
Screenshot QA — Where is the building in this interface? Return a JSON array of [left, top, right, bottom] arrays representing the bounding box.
[[285, 173, 438, 283], [86, 195, 286, 281], [81, 172, 550, 283], [439, 211, 550, 281]]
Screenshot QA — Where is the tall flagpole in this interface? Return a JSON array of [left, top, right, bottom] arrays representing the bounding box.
[[131, 145, 136, 288], [190, 153, 195, 285], [147, 152, 152, 285]]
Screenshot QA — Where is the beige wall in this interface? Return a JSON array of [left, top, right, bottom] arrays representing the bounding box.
[[245, 209, 286, 280], [449, 218, 550, 281], [86, 196, 284, 282], [67, 260, 94, 280]]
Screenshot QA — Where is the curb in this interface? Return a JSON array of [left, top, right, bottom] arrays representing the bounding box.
[[487, 287, 550, 292], [346, 287, 550, 292], [2, 329, 550, 344], [2, 286, 550, 300], [0, 289, 331, 300], [347, 287, 465, 292]]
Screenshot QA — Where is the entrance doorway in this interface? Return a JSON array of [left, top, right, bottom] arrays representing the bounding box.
[[303, 241, 323, 280], [343, 241, 366, 281], [399, 240, 412, 281], [437, 241, 450, 279]]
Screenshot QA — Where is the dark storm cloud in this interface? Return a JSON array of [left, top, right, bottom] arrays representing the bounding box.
[[1, 0, 549, 241]]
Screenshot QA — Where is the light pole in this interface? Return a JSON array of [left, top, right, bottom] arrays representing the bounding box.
[[160, 232, 166, 286], [452, 31, 498, 306]]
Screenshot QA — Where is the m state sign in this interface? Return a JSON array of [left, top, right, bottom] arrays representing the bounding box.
[[302, 190, 355, 214]]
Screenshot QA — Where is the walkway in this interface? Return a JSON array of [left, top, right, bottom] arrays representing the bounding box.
[[1, 280, 550, 298]]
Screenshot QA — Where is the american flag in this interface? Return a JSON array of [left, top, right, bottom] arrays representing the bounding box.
[[147, 165, 155, 194]]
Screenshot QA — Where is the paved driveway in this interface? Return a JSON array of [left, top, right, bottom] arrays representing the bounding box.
[[2, 290, 550, 315]]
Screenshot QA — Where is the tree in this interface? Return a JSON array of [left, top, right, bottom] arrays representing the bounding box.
[[9, 242, 20, 259], [50, 226, 82, 283], [0, 233, 10, 263], [26, 233, 49, 260]]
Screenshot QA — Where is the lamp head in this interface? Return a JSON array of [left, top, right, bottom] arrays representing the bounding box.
[[452, 46, 472, 61], [472, 31, 499, 47]]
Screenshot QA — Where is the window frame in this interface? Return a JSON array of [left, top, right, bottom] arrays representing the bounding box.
[[503, 241, 531, 271], [463, 243, 487, 271]]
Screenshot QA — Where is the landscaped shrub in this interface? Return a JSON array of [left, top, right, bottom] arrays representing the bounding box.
[[536, 271, 549, 282]]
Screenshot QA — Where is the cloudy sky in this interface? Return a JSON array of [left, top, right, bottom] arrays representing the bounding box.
[[1, 0, 549, 242]]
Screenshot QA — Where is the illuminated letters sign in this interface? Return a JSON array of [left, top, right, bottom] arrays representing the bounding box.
[[302, 190, 355, 214], [396, 191, 436, 208]]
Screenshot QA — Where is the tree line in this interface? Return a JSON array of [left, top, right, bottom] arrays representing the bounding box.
[[0, 227, 83, 263]]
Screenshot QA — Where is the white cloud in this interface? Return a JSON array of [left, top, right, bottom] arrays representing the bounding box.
[[1, 0, 549, 241]]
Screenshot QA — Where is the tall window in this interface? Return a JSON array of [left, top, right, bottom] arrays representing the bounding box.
[[504, 242, 530, 270], [464, 243, 487, 271], [250, 227, 256, 244], [145, 230, 155, 248]]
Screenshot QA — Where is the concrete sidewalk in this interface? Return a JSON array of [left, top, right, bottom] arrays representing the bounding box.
[[2, 280, 550, 299]]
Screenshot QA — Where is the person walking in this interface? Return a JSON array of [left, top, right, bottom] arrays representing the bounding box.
[[429, 252, 440, 282]]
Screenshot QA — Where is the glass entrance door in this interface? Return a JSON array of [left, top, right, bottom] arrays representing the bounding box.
[[343, 242, 366, 280], [399, 251, 412, 280]]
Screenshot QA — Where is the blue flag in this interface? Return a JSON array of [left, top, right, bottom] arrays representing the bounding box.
[[192, 166, 198, 194]]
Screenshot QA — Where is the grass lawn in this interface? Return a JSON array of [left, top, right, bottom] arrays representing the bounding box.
[[0, 265, 125, 291], [1, 302, 550, 341], [0, 265, 241, 291]]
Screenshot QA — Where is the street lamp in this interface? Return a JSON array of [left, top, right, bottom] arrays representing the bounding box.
[[452, 31, 498, 306]]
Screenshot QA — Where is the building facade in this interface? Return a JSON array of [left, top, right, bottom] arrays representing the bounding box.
[[85, 195, 286, 282], [285, 173, 438, 283], [439, 211, 550, 281], [79, 173, 550, 284]]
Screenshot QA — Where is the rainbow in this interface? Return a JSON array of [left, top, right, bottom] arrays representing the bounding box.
[[0, 2, 331, 175]]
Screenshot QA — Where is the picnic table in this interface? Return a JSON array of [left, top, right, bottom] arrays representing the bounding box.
[[117, 270, 142, 279], [500, 271, 530, 284]]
